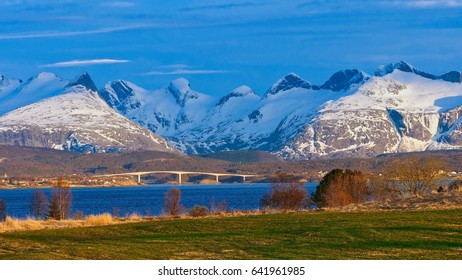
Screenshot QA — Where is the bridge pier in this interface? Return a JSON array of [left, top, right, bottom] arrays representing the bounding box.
[[242, 176, 246, 183], [215, 175, 219, 183], [178, 173, 182, 184]]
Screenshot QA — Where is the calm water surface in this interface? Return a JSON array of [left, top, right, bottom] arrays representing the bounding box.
[[0, 183, 318, 218]]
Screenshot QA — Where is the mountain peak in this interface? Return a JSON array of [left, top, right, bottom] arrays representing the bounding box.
[[216, 85, 258, 106], [265, 73, 312, 96], [375, 60, 417, 76], [168, 78, 198, 106], [169, 78, 191, 95], [231, 85, 254, 94], [375, 61, 461, 83], [66, 72, 98, 92], [35, 72, 59, 80], [320, 69, 368, 91], [440, 71, 462, 83]]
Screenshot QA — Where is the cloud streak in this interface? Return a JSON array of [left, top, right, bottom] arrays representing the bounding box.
[[384, 0, 462, 8], [101, 1, 136, 8], [39, 59, 130, 68], [0, 24, 157, 40], [179, 2, 259, 12]]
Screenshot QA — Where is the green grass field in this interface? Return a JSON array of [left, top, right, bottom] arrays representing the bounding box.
[[0, 209, 461, 259]]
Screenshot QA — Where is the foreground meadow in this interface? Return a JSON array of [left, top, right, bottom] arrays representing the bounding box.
[[0, 209, 461, 260]]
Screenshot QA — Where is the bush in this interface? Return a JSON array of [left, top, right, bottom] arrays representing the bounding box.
[[189, 205, 209, 217], [73, 210, 85, 220], [209, 198, 228, 213], [0, 199, 6, 222], [313, 169, 369, 208], [260, 173, 309, 211]]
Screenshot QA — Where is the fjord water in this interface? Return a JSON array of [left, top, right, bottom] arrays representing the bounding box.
[[0, 183, 318, 219]]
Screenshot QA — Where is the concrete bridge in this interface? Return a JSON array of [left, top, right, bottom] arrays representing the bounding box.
[[99, 170, 260, 184]]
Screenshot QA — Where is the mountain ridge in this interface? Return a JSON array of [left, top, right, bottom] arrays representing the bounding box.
[[2, 61, 462, 160]]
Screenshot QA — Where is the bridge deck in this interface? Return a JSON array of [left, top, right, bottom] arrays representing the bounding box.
[[98, 170, 261, 183]]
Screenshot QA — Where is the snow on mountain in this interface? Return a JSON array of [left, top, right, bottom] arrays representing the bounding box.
[[320, 69, 369, 91], [3, 61, 462, 159], [0, 73, 178, 154], [101, 62, 462, 159], [100, 78, 216, 136], [277, 67, 462, 159], [375, 60, 462, 83], [0, 72, 68, 115], [265, 73, 314, 96]]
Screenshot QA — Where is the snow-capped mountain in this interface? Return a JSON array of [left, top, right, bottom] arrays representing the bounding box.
[[100, 78, 216, 137], [0, 72, 177, 154], [101, 61, 462, 159], [2, 61, 462, 159]]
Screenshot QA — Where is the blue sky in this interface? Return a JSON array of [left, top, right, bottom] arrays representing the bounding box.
[[1, 0, 462, 96]]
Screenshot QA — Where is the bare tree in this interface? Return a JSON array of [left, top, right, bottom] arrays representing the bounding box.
[[163, 188, 184, 216], [47, 178, 72, 220], [30, 189, 48, 220], [260, 173, 309, 211], [0, 199, 6, 222], [387, 157, 443, 196]]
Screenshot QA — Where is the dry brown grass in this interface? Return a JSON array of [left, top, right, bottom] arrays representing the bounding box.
[[84, 213, 113, 226], [322, 192, 462, 212], [0, 217, 45, 232], [125, 213, 143, 221]]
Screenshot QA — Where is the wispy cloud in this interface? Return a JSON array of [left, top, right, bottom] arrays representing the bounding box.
[[0, 24, 157, 40], [144, 69, 229, 75], [384, 0, 462, 8], [179, 2, 259, 12], [101, 1, 136, 8], [158, 64, 193, 69], [39, 59, 130, 68]]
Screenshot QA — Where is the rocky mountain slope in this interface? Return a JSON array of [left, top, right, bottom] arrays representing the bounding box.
[[2, 61, 462, 159], [101, 61, 462, 159], [0, 73, 177, 154]]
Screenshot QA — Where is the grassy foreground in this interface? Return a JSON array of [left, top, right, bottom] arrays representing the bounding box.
[[0, 209, 461, 260]]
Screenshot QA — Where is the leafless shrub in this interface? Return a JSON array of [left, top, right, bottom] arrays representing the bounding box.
[[188, 205, 209, 217], [29, 189, 48, 220], [113, 207, 120, 218], [163, 188, 184, 217], [73, 210, 85, 220], [260, 173, 309, 211], [209, 197, 229, 213]]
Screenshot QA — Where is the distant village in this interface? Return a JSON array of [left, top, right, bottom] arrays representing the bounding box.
[[0, 173, 138, 188]]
